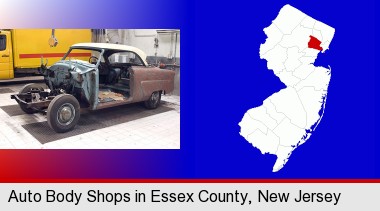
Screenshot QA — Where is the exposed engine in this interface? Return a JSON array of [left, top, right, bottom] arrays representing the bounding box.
[[45, 63, 74, 94]]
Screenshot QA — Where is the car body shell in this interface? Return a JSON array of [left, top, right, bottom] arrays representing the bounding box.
[[12, 43, 175, 111]]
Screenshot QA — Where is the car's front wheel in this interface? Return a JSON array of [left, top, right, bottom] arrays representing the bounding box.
[[144, 91, 161, 109], [47, 94, 80, 133]]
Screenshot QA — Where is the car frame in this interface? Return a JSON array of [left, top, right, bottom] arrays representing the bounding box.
[[11, 43, 175, 133]]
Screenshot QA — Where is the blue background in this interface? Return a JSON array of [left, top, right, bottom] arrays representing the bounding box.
[[0, 0, 378, 179]]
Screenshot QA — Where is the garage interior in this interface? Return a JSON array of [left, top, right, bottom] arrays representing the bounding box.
[[0, 29, 180, 149]]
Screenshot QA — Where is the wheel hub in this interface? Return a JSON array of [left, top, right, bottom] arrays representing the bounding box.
[[57, 103, 75, 125], [152, 92, 159, 101]]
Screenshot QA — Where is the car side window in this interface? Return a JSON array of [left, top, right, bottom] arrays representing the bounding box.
[[0, 35, 6, 51], [109, 52, 143, 65]]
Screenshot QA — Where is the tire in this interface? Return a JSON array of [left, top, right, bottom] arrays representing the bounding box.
[[18, 83, 44, 114], [47, 94, 80, 133], [144, 91, 161, 109]]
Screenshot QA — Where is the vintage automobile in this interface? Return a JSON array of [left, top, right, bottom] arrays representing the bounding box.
[[11, 43, 175, 133]]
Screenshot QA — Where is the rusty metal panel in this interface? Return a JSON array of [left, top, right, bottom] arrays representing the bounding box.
[[130, 67, 175, 102]]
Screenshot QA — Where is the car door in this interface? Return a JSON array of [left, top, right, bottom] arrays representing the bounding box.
[[0, 31, 12, 79]]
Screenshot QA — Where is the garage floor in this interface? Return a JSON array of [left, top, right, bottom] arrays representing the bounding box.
[[0, 82, 180, 149]]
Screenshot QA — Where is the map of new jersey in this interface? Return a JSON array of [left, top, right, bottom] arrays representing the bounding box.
[[239, 5, 335, 172]]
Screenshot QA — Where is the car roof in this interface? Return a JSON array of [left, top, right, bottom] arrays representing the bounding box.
[[71, 43, 148, 66]]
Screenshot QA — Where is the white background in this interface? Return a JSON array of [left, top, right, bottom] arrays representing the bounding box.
[[0, 183, 379, 210]]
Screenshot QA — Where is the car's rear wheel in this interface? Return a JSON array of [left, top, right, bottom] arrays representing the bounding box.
[[18, 83, 44, 114], [144, 91, 161, 109], [47, 94, 80, 133]]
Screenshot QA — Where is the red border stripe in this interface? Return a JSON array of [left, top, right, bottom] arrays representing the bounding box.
[[1, 179, 380, 183], [19, 53, 92, 59]]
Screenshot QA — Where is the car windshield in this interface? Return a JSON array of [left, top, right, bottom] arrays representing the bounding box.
[[62, 48, 103, 67]]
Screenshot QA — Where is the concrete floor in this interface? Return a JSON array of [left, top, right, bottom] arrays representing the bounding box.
[[0, 82, 180, 149]]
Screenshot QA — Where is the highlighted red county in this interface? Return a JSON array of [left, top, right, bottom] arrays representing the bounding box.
[[308, 35, 323, 51]]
